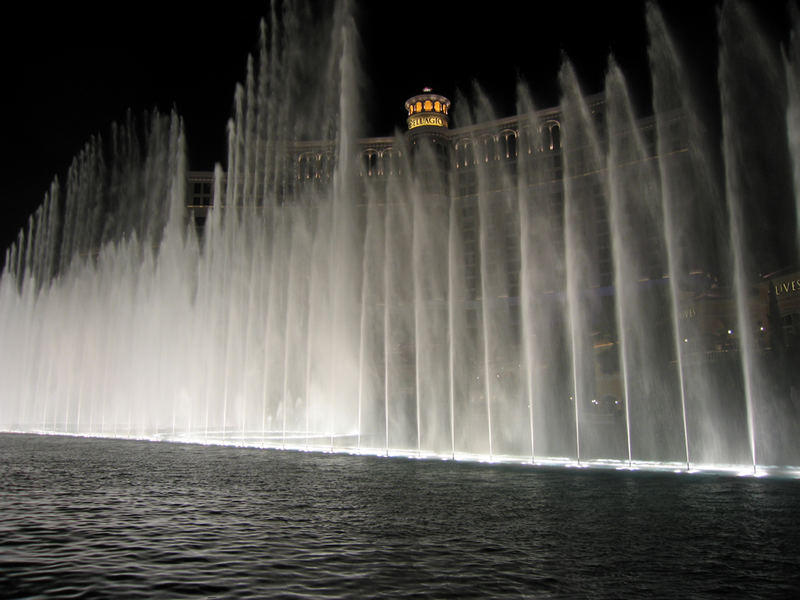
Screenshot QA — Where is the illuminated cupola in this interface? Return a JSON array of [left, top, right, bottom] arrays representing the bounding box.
[[405, 87, 451, 130]]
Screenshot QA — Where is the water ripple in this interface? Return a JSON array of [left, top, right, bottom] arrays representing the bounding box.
[[2, 433, 800, 598]]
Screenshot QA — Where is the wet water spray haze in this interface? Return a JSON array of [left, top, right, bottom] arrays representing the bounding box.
[[1, 1, 799, 475]]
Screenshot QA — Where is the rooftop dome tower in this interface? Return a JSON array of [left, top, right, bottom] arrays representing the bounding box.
[[404, 87, 451, 131]]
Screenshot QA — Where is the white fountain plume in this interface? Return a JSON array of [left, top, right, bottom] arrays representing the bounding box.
[[2, 0, 799, 477]]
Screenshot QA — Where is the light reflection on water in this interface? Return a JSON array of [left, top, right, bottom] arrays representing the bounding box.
[[1, 433, 799, 598]]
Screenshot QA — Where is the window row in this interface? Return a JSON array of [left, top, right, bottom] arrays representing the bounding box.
[[453, 121, 562, 168]]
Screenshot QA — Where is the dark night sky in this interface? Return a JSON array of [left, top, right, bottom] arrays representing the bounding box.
[[1, 1, 793, 254]]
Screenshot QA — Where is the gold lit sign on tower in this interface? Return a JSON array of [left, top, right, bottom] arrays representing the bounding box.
[[408, 114, 446, 129], [405, 87, 451, 130]]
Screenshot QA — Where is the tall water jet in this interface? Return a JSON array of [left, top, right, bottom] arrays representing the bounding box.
[[786, 3, 800, 272], [718, 0, 798, 469], [559, 60, 610, 463], [514, 85, 574, 462]]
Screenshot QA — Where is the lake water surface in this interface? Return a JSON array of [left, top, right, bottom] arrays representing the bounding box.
[[1, 433, 799, 598]]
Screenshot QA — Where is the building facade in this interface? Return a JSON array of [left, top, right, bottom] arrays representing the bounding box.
[[186, 90, 799, 419]]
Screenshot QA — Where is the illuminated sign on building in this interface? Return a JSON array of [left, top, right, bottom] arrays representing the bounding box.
[[408, 114, 447, 129], [774, 277, 800, 297]]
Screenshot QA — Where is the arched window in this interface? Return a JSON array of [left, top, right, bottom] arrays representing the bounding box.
[[501, 129, 517, 159], [519, 126, 533, 155], [385, 149, 394, 175], [361, 150, 379, 177], [481, 134, 495, 162], [319, 153, 331, 179], [462, 140, 473, 167], [541, 120, 561, 151], [314, 153, 323, 180], [297, 153, 314, 180], [551, 123, 561, 150], [376, 151, 385, 176]]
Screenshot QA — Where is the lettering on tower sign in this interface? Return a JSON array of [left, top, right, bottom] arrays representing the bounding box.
[[408, 115, 446, 129]]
